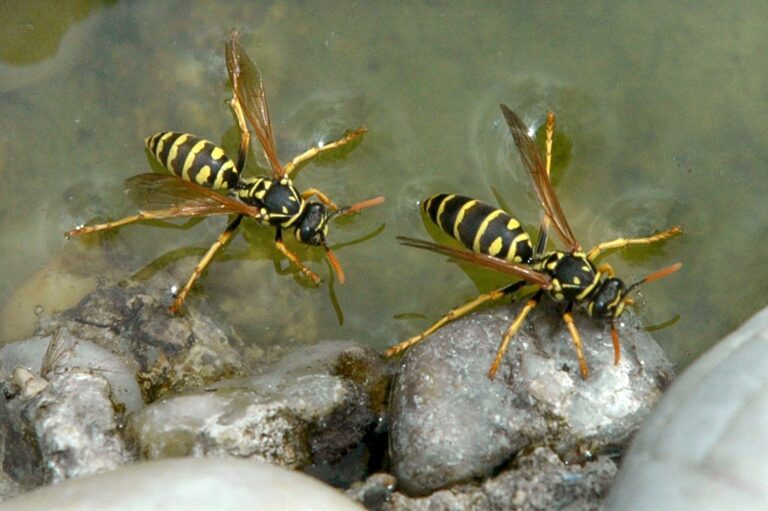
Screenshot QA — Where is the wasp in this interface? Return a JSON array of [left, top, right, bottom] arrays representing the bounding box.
[[66, 32, 384, 314], [385, 104, 681, 379]]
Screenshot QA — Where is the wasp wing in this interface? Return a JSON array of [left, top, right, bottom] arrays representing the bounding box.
[[126, 173, 265, 220], [397, 236, 552, 287], [500, 104, 580, 252], [225, 32, 284, 179]]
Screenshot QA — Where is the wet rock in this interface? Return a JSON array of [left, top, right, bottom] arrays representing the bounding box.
[[0, 470, 20, 502], [0, 457, 365, 511], [0, 368, 131, 488], [606, 306, 768, 511], [388, 301, 672, 495], [127, 341, 387, 481], [347, 473, 397, 510], [23, 371, 131, 482], [383, 447, 617, 511], [128, 389, 312, 468], [52, 279, 246, 401], [0, 332, 143, 414]]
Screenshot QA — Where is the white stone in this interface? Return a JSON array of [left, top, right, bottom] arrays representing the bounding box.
[[0, 457, 365, 511], [606, 306, 768, 510]]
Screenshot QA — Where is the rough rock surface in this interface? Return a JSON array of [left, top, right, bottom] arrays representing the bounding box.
[[381, 447, 616, 511], [127, 341, 387, 481], [1, 369, 131, 488], [52, 280, 247, 401], [388, 301, 673, 495]]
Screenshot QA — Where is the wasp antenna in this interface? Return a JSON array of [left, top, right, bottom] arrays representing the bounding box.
[[332, 196, 385, 219], [625, 262, 682, 298], [324, 244, 346, 284]]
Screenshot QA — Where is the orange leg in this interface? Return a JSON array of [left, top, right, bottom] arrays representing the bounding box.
[[488, 294, 540, 379], [562, 309, 590, 379], [301, 188, 339, 211], [587, 226, 683, 261], [170, 215, 243, 314], [274, 229, 321, 284], [384, 288, 510, 358], [283, 127, 367, 178]]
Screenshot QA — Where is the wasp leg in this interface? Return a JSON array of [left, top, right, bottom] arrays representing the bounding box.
[[273, 228, 322, 284], [301, 188, 339, 211], [384, 281, 525, 358], [610, 320, 621, 366], [562, 305, 590, 379], [229, 94, 251, 172], [282, 127, 367, 178], [65, 207, 192, 238], [596, 263, 616, 277], [170, 215, 244, 314], [586, 226, 682, 261], [488, 291, 542, 379]]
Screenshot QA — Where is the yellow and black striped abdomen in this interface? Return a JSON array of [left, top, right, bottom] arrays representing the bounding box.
[[422, 194, 533, 264], [146, 132, 240, 189]]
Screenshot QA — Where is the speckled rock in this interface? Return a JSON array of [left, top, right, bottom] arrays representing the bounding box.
[[383, 447, 617, 511], [127, 341, 387, 481], [127, 388, 312, 468], [606, 306, 768, 510], [0, 332, 143, 413], [0, 369, 131, 488], [51, 279, 246, 401], [388, 301, 673, 495], [0, 457, 365, 511]]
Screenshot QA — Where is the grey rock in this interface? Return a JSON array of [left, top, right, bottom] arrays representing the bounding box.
[[127, 341, 386, 476], [127, 388, 311, 468], [24, 371, 131, 482], [606, 306, 768, 510], [383, 447, 616, 511], [52, 279, 246, 401], [347, 472, 397, 510], [389, 301, 672, 495], [0, 470, 20, 503], [1, 369, 130, 487], [0, 332, 143, 413], [0, 457, 365, 511]]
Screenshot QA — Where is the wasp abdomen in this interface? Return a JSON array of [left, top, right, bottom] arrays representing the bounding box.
[[422, 193, 533, 263], [146, 132, 239, 189]]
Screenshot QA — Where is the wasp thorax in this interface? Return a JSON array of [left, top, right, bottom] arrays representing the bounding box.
[[587, 277, 628, 318], [294, 202, 329, 246]]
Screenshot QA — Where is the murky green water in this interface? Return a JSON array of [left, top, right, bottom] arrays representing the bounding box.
[[1, 1, 766, 369]]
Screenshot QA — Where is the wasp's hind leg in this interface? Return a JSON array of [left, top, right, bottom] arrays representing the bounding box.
[[385, 281, 526, 360], [170, 215, 244, 314]]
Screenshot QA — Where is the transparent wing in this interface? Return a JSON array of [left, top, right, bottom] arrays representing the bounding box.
[[500, 104, 580, 251], [225, 31, 284, 178], [397, 236, 552, 287], [126, 173, 265, 219]]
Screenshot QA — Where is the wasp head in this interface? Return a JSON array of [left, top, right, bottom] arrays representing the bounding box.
[[587, 277, 628, 319], [294, 202, 330, 246]]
